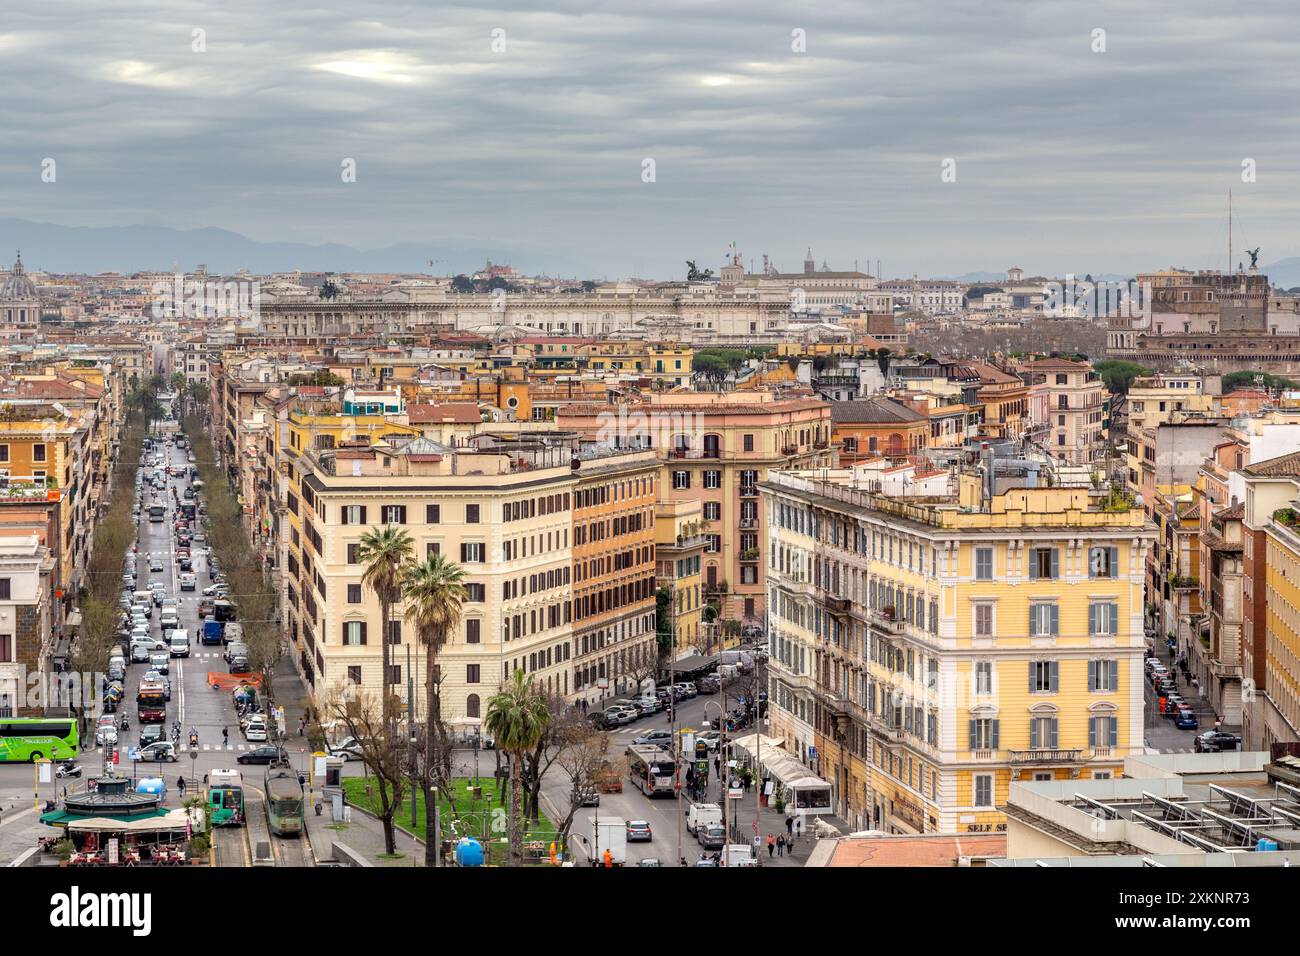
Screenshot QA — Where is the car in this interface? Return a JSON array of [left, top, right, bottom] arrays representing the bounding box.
[[106, 663, 126, 683], [149, 651, 169, 673], [97, 714, 117, 731], [149, 557, 164, 572], [603, 708, 635, 727], [137, 741, 178, 762], [698, 824, 726, 849], [633, 730, 673, 748], [626, 820, 653, 842], [203, 583, 227, 597], [237, 745, 286, 765], [328, 737, 366, 761], [179, 558, 192, 572], [696, 731, 722, 752], [674, 683, 698, 699], [244, 721, 268, 742], [695, 678, 719, 694], [693, 856, 719, 867], [138, 724, 166, 747], [636, 858, 663, 867], [132, 636, 168, 652], [130, 643, 152, 663], [95, 725, 119, 748], [579, 789, 600, 808], [1195, 731, 1242, 753], [631, 699, 657, 717], [1175, 709, 1199, 730]]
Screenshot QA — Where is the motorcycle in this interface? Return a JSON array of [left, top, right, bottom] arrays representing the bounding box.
[[118, 715, 130, 732], [54, 762, 81, 779]]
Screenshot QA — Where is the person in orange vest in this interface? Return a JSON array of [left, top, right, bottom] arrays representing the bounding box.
[[549, 840, 557, 865], [602, 848, 613, 868], [1158, 695, 1167, 715]]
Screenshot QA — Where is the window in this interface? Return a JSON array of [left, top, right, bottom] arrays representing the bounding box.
[[843, 437, 857, 453], [467, 664, 481, 684], [1088, 601, 1118, 636], [1029, 547, 1059, 580], [975, 661, 992, 694], [1088, 715, 1118, 748], [346, 543, 360, 564], [969, 718, 999, 750], [1029, 716, 1059, 749], [0, 445, 8, 462], [703, 501, 721, 521], [0, 578, 10, 601], [0, 633, 11, 662], [466, 619, 481, 643], [1028, 660, 1059, 693], [426, 504, 441, 523], [381, 505, 406, 524], [703, 471, 721, 489], [974, 603, 993, 637], [460, 542, 485, 563], [347, 666, 362, 684], [975, 547, 993, 580], [1029, 603, 1059, 637], [466, 694, 480, 718], [1088, 659, 1119, 692], [973, 774, 993, 808], [343, 621, 367, 646], [386, 620, 401, 645], [1088, 546, 1118, 579], [466, 503, 480, 523], [340, 505, 367, 525], [426, 542, 441, 559], [465, 583, 485, 602], [32, 444, 45, 462], [347, 584, 362, 604], [672, 471, 690, 490]]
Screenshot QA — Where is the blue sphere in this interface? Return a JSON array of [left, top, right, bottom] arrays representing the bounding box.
[[454, 837, 485, 867]]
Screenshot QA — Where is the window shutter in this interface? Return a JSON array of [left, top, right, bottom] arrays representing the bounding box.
[[357, 506, 366, 525], [1028, 663, 1037, 693], [1109, 547, 1118, 578], [1050, 604, 1060, 636], [1049, 661, 1059, 693], [1029, 551, 1039, 580], [1088, 660, 1097, 691], [1108, 603, 1118, 636], [991, 719, 1000, 750], [1029, 606, 1037, 636], [1088, 718, 1097, 748], [1030, 719, 1040, 749], [968, 720, 977, 750], [359, 622, 367, 645], [1088, 547, 1097, 578], [1049, 718, 1059, 750], [341, 622, 348, 642], [1108, 717, 1118, 747], [340, 506, 349, 525], [1050, 548, 1059, 579], [1108, 661, 1119, 692], [1088, 603, 1098, 635]]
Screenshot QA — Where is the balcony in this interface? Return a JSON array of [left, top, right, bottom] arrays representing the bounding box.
[[864, 607, 906, 634], [822, 593, 852, 616], [739, 517, 759, 529], [782, 444, 798, 456], [1207, 658, 1243, 680], [739, 548, 760, 563], [1007, 748, 1084, 765], [971, 748, 998, 761], [813, 440, 829, 450], [739, 485, 758, 498]]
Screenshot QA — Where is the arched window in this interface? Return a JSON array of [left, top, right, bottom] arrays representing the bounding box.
[[466, 694, 480, 719]]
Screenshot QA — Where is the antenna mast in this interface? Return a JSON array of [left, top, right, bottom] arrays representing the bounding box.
[[1228, 189, 1233, 275]]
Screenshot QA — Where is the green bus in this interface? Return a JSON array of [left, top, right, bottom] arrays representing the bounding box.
[[0, 718, 80, 762]]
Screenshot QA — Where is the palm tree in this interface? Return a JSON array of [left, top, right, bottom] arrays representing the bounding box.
[[401, 552, 467, 866], [484, 671, 552, 866], [357, 525, 414, 734]]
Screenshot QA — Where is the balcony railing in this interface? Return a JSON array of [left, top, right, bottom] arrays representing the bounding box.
[[739, 517, 759, 529], [1207, 658, 1242, 679], [782, 444, 798, 456], [739, 485, 758, 498], [971, 748, 998, 761], [1007, 748, 1084, 765], [822, 594, 851, 615], [864, 607, 906, 633]]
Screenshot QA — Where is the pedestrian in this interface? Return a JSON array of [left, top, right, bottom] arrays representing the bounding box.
[[298, 717, 305, 737], [794, 817, 802, 842], [776, 834, 785, 857], [767, 834, 775, 858], [222, 725, 229, 746], [785, 814, 793, 835], [714, 756, 720, 777], [603, 848, 613, 868], [177, 775, 186, 797]]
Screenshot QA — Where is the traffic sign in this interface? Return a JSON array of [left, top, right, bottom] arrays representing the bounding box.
[[127, 748, 141, 761]]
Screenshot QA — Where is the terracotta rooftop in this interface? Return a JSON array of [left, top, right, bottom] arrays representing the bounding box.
[[1242, 450, 1300, 478], [406, 403, 481, 425], [830, 397, 925, 425], [827, 834, 1006, 867]]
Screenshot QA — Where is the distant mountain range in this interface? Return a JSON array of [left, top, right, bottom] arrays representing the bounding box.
[[0, 218, 565, 277], [1262, 258, 1300, 290]]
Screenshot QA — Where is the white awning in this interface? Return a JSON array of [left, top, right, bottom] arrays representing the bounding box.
[[728, 733, 784, 763], [760, 751, 832, 791]]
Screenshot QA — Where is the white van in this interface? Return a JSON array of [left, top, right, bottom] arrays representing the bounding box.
[[169, 629, 190, 657], [179, 572, 196, 591], [685, 802, 723, 835]]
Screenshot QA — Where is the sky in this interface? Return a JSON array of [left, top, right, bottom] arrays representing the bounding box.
[[2, 0, 1299, 279]]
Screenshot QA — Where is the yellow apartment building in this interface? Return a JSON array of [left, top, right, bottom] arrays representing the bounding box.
[[654, 499, 706, 659], [761, 469, 1154, 834]]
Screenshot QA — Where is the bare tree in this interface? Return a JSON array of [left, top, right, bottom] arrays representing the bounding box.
[[519, 694, 585, 825], [320, 684, 407, 856], [553, 725, 614, 846]]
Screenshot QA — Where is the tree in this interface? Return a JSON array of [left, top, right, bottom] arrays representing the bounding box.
[[320, 685, 406, 856], [1093, 359, 1151, 394], [357, 526, 414, 736], [449, 275, 475, 294], [519, 694, 583, 826], [1223, 370, 1299, 393], [554, 724, 613, 848], [287, 370, 345, 388], [484, 671, 552, 866], [401, 552, 467, 866]]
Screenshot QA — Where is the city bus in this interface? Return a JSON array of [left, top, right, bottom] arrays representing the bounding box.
[[148, 504, 166, 523], [137, 681, 167, 723], [264, 767, 304, 837], [0, 717, 79, 762], [625, 744, 676, 798]]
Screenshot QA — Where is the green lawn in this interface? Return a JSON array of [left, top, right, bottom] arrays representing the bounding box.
[[342, 777, 558, 853]]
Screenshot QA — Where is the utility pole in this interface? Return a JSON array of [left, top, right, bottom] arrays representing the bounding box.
[[407, 643, 416, 830]]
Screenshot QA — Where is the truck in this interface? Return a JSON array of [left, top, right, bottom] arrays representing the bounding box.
[[587, 816, 627, 866], [222, 621, 243, 645], [201, 617, 223, 646], [724, 843, 757, 867]]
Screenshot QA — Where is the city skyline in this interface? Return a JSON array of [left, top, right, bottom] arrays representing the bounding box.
[[4, 1, 1300, 278]]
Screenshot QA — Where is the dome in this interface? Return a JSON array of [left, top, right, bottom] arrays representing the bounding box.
[[0, 254, 38, 301]]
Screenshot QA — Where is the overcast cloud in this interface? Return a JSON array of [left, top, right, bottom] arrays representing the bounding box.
[[1, 0, 1297, 278]]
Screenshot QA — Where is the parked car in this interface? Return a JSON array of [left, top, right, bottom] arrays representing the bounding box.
[[327, 737, 365, 761], [696, 731, 722, 752], [244, 720, 268, 742], [698, 824, 726, 849], [129, 643, 152, 663]]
